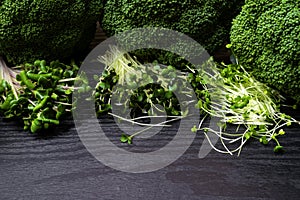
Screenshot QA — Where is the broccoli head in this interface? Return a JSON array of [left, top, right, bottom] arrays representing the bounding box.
[[101, 0, 244, 55], [0, 0, 103, 65], [230, 0, 300, 103]]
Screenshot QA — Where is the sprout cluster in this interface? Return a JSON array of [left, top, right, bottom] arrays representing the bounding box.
[[0, 60, 88, 133]]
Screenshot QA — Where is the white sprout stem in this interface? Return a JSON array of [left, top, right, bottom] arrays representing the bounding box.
[[151, 103, 165, 113], [204, 127, 247, 155], [58, 77, 78, 83], [198, 114, 208, 129], [54, 101, 72, 106], [129, 115, 185, 138], [203, 131, 231, 154], [58, 85, 82, 90], [185, 65, 195, 73], [199, 127, 241, 142], [228, 136, 243, 144], [237, 139, 248, 157], [219, 127, 233, 155], [28, 99, 36, 106], [263, 121, 294, 135], [108, 112, 171, 127], [130, 115, 180, 121]]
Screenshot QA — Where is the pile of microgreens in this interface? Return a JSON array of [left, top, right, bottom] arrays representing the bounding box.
[[0, 59, 89, 133], [1, 47, 299, 155], [95, 46, 299, 155], [190, 61, 299, 155], [95, 46, 192, 117], [95, 46, 195, 144]]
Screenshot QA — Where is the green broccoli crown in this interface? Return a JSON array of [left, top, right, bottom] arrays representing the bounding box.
[[101, 0, 243, 54], [230, 0, 300, 102], [0, 0, 103, 65]]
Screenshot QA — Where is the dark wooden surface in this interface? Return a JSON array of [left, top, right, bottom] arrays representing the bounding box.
[[0, 107, 300, 200]]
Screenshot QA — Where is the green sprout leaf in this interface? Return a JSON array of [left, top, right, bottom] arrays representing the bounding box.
[[120, 134, 129, 143], [191, 125, 198, 133], [259, 136, 268, 145], [278, 129, 285, 135], [273, 145, 283, 153]]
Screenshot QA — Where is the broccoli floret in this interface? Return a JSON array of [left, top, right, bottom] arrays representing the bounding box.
[[101, 0, 244, 55], [0, 0, 103, 65], [230, 0, 300, 103]]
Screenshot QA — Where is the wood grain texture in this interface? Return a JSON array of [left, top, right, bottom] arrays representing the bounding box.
[[0, 108, 299, 200]]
